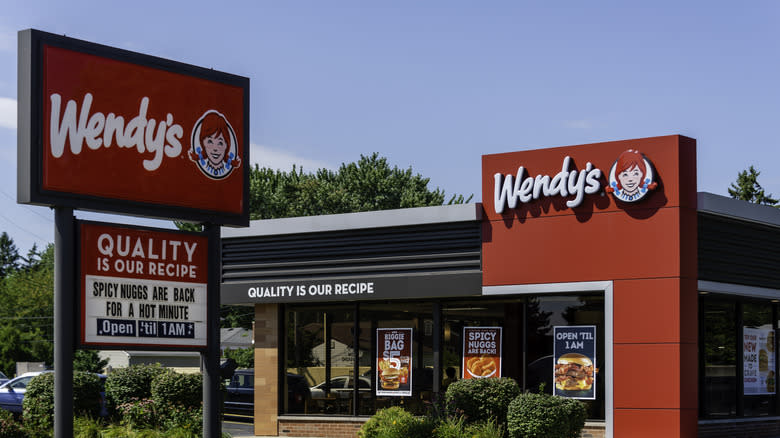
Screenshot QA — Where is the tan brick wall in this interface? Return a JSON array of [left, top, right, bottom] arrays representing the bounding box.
[[581, 424, 606, 438], [254, 303, 279, 436]]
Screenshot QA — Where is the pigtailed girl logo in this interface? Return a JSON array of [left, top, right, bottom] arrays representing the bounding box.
[[606, 149, 657, 203], [189, 110, 241, 179]]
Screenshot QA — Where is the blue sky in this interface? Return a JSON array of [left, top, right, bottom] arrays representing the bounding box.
[[1, 1, 779, 253]]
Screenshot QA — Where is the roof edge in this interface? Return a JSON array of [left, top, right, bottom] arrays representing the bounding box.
[[222, 203, 483, 238], [697, 192, 780, 228]]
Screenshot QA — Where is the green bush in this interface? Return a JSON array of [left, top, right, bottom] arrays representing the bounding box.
[[104, 364, 167, 412], [464, 419, 504, 438], [358, 406, 432, 438], [445, 377, 520, 427], [74, 416, 103, 438], [151, 372, 202, 408], [117, 398, 156, 429], [158, 402, 203, 436], [22, 371, 104, 433], [0, 408, 24, 438], [506, 392, 587, 438], [432, 416, 467, 438]]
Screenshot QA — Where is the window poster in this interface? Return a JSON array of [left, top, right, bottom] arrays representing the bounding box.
[[553, 325, 597, 400], [744, 327, 776, 395], [376, 328, 412, 397], [462, 327, 502, 379]]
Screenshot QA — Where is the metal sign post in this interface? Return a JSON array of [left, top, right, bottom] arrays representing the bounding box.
[[203, 223, 222, 437], [54, 207, 74, 437]]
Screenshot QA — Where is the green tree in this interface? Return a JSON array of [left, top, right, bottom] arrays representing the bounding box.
[[248, 153, 470, 220], [0, 232, 20, 278], [728, 166, 779, 206], [73, 349, 109, 373], [0, 243, 54, 375]]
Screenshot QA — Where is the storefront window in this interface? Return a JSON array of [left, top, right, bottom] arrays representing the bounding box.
[[699, 296, 779, 418], [360, 302, 433, 416], [524, 295, 605, 420], [701, 299, 737, 418], [282, 295, 604, 419], [284, 306, 355, 415]]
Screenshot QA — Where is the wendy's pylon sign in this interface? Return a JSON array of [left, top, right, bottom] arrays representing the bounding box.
[[18, 29, 250, 226]]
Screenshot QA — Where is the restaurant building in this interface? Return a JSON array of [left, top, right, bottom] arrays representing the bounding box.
[[220, 135, 780, 438]]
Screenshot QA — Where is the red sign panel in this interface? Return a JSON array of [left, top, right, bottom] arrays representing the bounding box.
[[79, 221, 209, 349], [18, 30, 249, 225]]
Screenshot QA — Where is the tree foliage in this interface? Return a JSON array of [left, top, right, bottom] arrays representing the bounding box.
[[0, 232, 20, 278], [0, 242, 54, 376], [248, 153, 471, 220], [73, 349, 109, 373], [728, 165, 779, 207]]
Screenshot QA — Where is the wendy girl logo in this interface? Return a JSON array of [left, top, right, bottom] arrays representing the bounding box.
[[606, 149, 657, 203], [189, 110, 241, 180]]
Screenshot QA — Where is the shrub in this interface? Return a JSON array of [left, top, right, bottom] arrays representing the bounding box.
[[158, 402, 203, 436], [73, 371, 104, 418], [23, 371, 104, 433], [445, 377, 520, 426], [151, 371, 202, 408], [0, 409, 24, 438], [432, 416, 467, 438], [358, 406, 421, 438], [506, 392, 587, 438], [117, 398, 157, 429], [104, 364, 167, 412], [73, 416, 103, 438], [464, 419, 505, 438]]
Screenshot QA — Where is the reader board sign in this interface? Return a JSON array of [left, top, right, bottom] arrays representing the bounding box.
[[553, 325, 597, 400], [79, 221, 208, 349], [376, 328, 412, 397], [18, 29, 249, 226], [462, 327, 502, 379], [743, 327, 776, 395]]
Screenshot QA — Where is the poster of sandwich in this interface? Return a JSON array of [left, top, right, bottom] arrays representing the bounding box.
[[462, 327, 502, 379], [376, 328, 412, 396], [743, 327, 776, 395], [553, 325, 597, 400]]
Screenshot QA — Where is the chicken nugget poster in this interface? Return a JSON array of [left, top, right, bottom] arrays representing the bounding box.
[[553, 325, 597, 399], [462, 327, 502, 379], [376, 328, 412, 396]]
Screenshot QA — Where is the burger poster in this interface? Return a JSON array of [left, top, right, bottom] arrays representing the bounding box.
[[462, 327, 502, 379], [743, 327, 776, 395], [553, 325, 597, 400], [376, 328, 412, 397]]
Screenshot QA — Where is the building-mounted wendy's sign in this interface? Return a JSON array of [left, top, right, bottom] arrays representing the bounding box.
[[18, 29, 249, 226], [481, 136, 694, 221]]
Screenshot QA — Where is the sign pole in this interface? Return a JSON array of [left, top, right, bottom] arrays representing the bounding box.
[[54, 207, 75, 437], [203, 223, 221, 437]]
